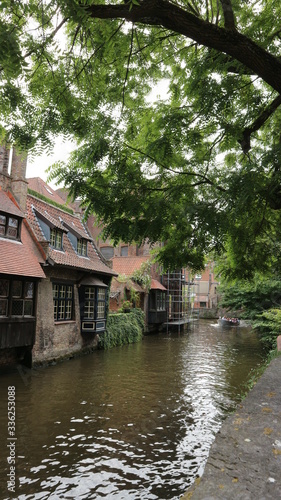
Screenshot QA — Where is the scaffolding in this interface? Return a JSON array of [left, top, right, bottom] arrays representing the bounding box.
[[162, 269, 196, 333]]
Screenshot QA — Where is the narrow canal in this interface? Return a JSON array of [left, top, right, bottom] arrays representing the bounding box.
[[0, 320, 267, 500]]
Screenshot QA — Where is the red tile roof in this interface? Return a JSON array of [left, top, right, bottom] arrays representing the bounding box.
[[111, 256, 150, 276], [150, 279, 167, 291], [55, 187, 82, 213], [0, 191, 45, 278], [0, 189, 25, 218], [33, 206, 66, 231], [26, 193, 116, 276], [28, 177, 68, 206], [62, 220, 91, 241]]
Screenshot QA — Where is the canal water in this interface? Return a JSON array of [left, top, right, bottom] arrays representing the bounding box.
[[0, 320, 267, 500]]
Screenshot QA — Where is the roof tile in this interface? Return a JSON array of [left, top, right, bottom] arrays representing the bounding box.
[[111, 256, 150, 276], [26, 193, 116, 276], [0, 189, 24, 218], [0, 191, 45, 278]]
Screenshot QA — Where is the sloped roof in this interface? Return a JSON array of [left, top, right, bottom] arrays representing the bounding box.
[[109, 276, 144, 297], [33, 206, 66, 231], [62, 220, 92, 241], [0, 189, 25, 218], [0, 191, 45, 278], [0, 225, 46, 279], [79, 276, 108, 287], [55, 187, 82, 213], [28, 177, 68, 206], [125, 279, 144, 293], [150, 279, 167, 291], [26, 193, 116, 276], [111, 256, 150, 276]]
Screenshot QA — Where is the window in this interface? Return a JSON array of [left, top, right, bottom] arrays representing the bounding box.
[[121, 246, 128, 257], [150, 291, 166, 311], [84, 287, 95, 319], [97, 288, 106, 318], [82, 286, 106, 321], [100, 246, 114, 259], [0, 214, 20, 240], [77, 239, 87, 256], [50, 228, 63, 249], [53, 283, 73, 321], [44, 186, 53, 196], [0, 279, 9, 316], [11, 281, 35, 316], [0, 279, 35, 317], [156, 291, 166, 311]]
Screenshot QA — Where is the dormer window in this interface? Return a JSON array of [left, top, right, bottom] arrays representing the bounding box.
[[77, 239, 87, 256], [50, 228, 63, 249], [0, 213, 20, 240], [33, 207, 66, 251]]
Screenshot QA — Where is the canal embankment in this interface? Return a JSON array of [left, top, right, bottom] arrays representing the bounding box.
[[182, 354, 281, 499]]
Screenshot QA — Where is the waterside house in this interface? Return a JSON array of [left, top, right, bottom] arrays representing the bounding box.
[[26, 190, 117, 365], [110, 255, 167, 332], [0, 148, 46, 367], [0, 148, 116, 368]]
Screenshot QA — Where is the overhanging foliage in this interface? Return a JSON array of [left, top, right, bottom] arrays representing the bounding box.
[[2, 1, 281, 275]]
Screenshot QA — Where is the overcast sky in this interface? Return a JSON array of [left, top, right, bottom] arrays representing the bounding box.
[[26, 138, 75, 188]]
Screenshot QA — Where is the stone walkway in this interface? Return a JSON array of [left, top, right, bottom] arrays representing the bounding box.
[[182, 355, 281, 500]]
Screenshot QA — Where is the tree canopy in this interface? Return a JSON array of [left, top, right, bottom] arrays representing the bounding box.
[[2, 1, 281, 276]]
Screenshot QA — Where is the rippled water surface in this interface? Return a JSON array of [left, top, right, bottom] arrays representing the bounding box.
[[0, 320, 266, 499]]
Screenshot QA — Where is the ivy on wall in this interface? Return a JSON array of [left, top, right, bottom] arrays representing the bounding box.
[[99, 308, 144, 349], [132, 261, 152, 292]]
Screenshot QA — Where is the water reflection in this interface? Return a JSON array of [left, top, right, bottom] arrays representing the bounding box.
[[0, 320, 266, 499]]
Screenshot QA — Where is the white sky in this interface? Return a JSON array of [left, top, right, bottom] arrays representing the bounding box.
[[26, 138, 75, 189]]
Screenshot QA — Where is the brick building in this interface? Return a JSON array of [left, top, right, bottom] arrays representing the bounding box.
[[30, 178, 169, 333], [0, 147, 116, 367], [0, 147, 46, 367], [109, 255, 167, 332], [190, 263, 219, 314]]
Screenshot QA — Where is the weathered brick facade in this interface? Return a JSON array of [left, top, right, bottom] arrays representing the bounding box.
[[0, 148, 116, 368], [33, 270, 100, 365]]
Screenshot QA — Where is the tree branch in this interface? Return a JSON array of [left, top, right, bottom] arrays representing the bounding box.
[[23, 17, 68, 59], [239, 95, 281, 153], [122, 25, 134, 110], [83, 0, 281, 94], [220, 0, 236, 31], [124, 142, 227, 191]]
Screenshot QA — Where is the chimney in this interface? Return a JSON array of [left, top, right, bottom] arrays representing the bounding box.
[[10, 149, 28, 211], [0, 145, 11, 191]]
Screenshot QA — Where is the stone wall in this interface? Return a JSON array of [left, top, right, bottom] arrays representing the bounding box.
[[33, 269, 99, 365]]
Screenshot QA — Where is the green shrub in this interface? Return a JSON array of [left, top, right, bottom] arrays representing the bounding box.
[[253, 308, 281, 350], [99, 308, 144, 349]]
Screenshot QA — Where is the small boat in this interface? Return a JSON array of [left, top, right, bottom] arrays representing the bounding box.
[[218, 317, 240, 327]]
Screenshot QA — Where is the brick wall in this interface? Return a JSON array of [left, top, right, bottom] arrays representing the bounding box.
[[0, 146, 11, 191], [0, 145, 9, 174], [33, 269, 99, 365], [10, 149, 28, 211]]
